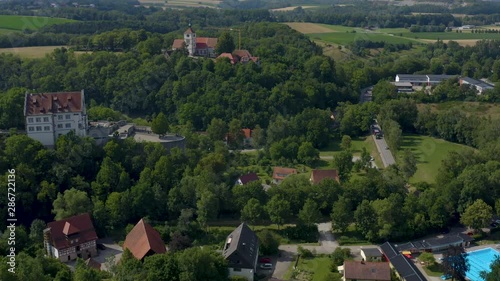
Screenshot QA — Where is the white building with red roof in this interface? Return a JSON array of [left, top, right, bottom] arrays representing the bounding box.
[[217, 49, 259, 65], [24, 90, 88, 146], [43, 213, 98, 262], [172, 25, 218, 58]]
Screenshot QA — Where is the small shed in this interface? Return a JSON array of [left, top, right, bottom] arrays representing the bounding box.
[[361, 247, 383, 262]]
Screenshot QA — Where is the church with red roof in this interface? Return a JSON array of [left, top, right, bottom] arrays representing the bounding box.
[[172, 25, 218, 58]]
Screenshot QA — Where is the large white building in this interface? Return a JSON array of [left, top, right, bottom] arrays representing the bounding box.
[[24, 90, 88, 146]]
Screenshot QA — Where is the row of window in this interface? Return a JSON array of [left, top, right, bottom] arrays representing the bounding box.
[[28, 123, 72, 132], [27, 114, 72, 123]]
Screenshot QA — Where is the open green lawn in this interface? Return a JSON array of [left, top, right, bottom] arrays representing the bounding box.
[[0, 15, 75, 31], [319, 136, 383, 169], [400, 32, 500, 40], [422, 263, 444, 277], [0, 46, 68, 59], [308, 32, 418, 45], [285, 256, 340, 281], [399, 134, 470, 184]]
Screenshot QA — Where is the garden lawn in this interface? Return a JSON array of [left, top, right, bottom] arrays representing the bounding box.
[[0, 15, 75, 31], [285, 256, 339, 281], [399, 134, 470, 184]]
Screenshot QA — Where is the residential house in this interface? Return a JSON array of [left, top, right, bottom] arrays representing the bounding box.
[[24, 90, 88, 147], [361, 247, 383, 262], [380, 242, 427, 281], [310, 169, 340, 184], [172, 25, 218, 58], [217, 50, 260, 65], [340, 260, 391, 281], [236, 172, 260, 185], [395, 74, 456, 87], [223, 223, 259, 281], [460, 77, 495, 94], [123, 218, 166, 260], [272, 167, 298, 184], [43, 213, 98, 262]]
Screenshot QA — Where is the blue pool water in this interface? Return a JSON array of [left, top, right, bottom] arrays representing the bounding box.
[[466, 248, 500, 281]]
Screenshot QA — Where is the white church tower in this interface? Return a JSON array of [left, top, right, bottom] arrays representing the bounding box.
[[184, 24, 196, 56]]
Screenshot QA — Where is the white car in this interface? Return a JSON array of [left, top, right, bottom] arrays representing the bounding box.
[[260, 263, 273, 270]]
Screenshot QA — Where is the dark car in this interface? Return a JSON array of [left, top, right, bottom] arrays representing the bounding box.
[[259, 257, 271, 263]]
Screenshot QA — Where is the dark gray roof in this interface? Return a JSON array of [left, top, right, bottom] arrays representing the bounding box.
[[427, 74, 456, 81], [461, 77, 495, 89], [396, 74, 428, 81], [380, 242, 427, 281], [361, 247, 382, 257], [395, 234, 473, 251], [223, 223, 259, 269]]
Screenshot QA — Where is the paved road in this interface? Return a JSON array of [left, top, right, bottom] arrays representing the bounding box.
[[371, 123, 396, 167]]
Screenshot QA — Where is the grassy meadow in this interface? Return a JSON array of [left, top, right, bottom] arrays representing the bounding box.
[[399, 134, 470, 184], [0, 15, 74, 32], [419, 102, 500, 120], [139, 0, 220, 8], [0, 46, 68, 59]]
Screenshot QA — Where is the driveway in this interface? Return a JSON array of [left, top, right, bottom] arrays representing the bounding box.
[[319, 155, 378, 169], [371, 123, 396, 167]]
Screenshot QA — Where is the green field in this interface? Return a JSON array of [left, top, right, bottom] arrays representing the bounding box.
[[319, 136, 384, 168], [400, 32, 500, 40], [309, 32, 418, 45], [0, 15, 74, 32], [285, 256, 340, 281], [399, 135, 470, 184]]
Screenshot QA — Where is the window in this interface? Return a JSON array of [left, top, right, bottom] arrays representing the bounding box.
[[28, 127, 34, 132], [58, 115, 63, 120], [57, 124, 63, 129], [36, 126, 42, 131], [28, 118, 33, 123], [44, 126, 50, 131], [65, 123, 71, 128], [43, 117, 49, 122], [36, 117, 41, 122], [65, 114, 71, 120]]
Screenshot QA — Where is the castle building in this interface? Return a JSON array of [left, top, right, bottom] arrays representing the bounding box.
[[172, 25, 218, 57], [24, 90, 88, 146]]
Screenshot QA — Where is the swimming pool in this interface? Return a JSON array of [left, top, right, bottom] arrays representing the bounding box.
[[466, 248, 500, 281]]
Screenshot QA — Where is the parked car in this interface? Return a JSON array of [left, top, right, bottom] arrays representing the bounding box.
[[260, 263, 273, 270], [259, 257, 271, 263]]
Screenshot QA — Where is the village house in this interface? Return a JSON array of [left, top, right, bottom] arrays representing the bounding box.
[[310, 169, 340, 184], [236, 172, 260, 185], [43, 213, 98, 262], [361, 247, 383, 262], [223, 223, 259, 281], [217, 49, 260, 65], [172, 25, 218, 58], [339, 260, 391, 281], [123, 218, 166, 260], [24, 90, 88, 147], [459, 77, 495, 94], [272, 167, 298, 184]]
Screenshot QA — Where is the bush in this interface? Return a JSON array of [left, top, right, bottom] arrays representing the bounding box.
[[330, 247, 351, 266], [298, 246, 314, 258], [257, 229, 280, 255], [279, 224, 318, 243]]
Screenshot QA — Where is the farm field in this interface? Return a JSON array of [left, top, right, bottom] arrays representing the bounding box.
[[0, 15, 74, 32], [399, 134, 470, 184], [0, 46, 68, 59], [139, 0, 220, 8], [399, 32, 500, 40], [308, 32, 418, 45], [271, 5, 324, 11]]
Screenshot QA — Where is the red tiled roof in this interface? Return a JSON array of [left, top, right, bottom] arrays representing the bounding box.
[[239, 172, 260, 184], [242, 128, 252, 139], [184, 27, 195, 34], [123, 219, 166, 260], [25, 91, 83, 116], [233, 49, 252, 58], [46, 213, 98, 250], [310, 169, 339, 184], [196, 37, 217, 48], [344, 260, 391, 281], [172, 39, 185, 49], [273, 167, 298, 181], [218, 53, 236, 64]]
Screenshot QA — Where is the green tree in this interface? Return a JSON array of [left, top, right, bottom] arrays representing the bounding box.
[[419, 252, 436, 266], [340, 135, 352, 151], [399, 149, 417, 179], [52, 188, 92, 220], [207, 118, 228, 142], [177, 247, 229, 281], [266, 196, 291, 229], [297, 142, 320, 166], [197, 191, 219, 230], [215, 32, 235, 54], [442, 245, 469, 281], [354, 200, 378, 241], [29, 219, 46, 244], [228, 119, 244, 149], [460, 199, 492, 232], [232, 181, 267, 210], [241, 198, 264, 226], [333, 150, 354, 182], [251, 125, 265, 147], [256, 229, 280, 255], [298, 199, 322, 226], [331, 247, 351, 266], [373, 80, 398, 103], [480, 257, 500, 281], [330, 197, 351, 233], [152, 112, 169, 135], [143, 253, 181, 281]]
